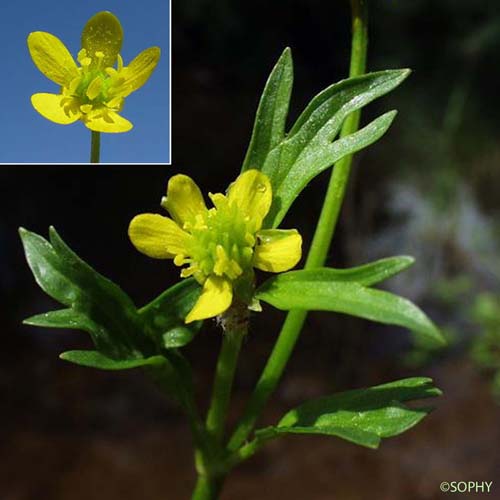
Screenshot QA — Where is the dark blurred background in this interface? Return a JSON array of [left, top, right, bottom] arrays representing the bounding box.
[[2, 1, 500, 498]]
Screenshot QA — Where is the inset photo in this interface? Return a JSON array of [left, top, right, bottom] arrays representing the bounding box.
[[3, 0, 170, 164]]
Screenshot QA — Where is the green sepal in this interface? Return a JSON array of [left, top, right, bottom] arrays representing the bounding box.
[[81, 11, 123, 68], [255, 378, 441, 449], [60, 350, 167, 370], [256, 267, 445, 348]]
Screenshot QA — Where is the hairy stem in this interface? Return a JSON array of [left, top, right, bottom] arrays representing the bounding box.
[[206, 312, 246, 443], [192, 306, 247, 499], [228, 0, 369, 453]]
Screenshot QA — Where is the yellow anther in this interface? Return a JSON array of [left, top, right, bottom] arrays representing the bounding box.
[[245, 233, 256, 246], [209, 192, 226, 208], [193, 213, 208, 230], [102, 110, 114, 123], [180, 267, 196, 278], [174, 254, 187, 266], [106, 96, 123, 110], [94, 51, 105, 70], [227, 259, 243, 279], [67, 76, 81, 95], [86, 76, 103, 100], [213, 245, 229, 276], [77, 48, 88, 63], [80, 104, 93, 114]]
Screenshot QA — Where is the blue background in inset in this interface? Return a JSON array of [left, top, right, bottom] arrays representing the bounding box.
[[1, 0, 170, 163]]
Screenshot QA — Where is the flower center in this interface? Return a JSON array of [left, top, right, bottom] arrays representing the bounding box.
[[178, 195, 257, 284], [60, 49, 125, 117]]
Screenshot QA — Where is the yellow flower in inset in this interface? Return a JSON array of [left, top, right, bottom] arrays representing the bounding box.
[[129, 170, 303, 323], [27, 12, 160, 133]]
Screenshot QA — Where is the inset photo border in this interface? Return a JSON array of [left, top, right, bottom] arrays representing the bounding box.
[[2, 0, 171, 164]]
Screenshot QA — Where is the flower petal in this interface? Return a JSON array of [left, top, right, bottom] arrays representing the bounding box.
[[27, 32, 79, 86], [227, 170, 272, 228], [253, 229, 302, 272], [81, 11, 123, 68], [84, 110, 133, 133], [185, 276, 232, 323], [115, 47, 161, 97], [129, 214, 190, 259], [161, 175, 207, 227], [31, 93, 81, 124]]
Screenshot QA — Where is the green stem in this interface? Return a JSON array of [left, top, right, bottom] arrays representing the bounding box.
[[227, 310, 305, 451], [306, 0, 367, 266], [191, 475, 222, 500], [90, 131, 101, 163], [150, 360, 220, 498], [206, 319, 246, 444], [228, 0, 368, 453], [191, 306, 247, 499]]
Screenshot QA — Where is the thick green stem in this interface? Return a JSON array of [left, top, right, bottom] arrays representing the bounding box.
[[90, 131, 101, 163], [228, 0, 368, 453]]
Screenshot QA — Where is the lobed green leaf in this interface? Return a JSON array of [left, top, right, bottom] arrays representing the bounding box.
[[259, 256, 414, 288], [264, 110, 398, 227], [161, 327, 197, 349], [256, 269, 445, 348], [138, 278, 202, 348], [60, 350, 167, 370], [24, 308, 88, 329], [256, 377, 441, 449], [20, 227, 202, 371], [241, 48, 410, 227], [20, 226, 148, 358], [242, 47, 293, 173]]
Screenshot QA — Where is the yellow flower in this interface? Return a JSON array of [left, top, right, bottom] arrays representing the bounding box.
[[129, 170, 302, 323], [27, 11, 160, 133]]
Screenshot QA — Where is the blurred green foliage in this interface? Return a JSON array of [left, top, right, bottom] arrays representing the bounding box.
[[470, 293, 500, 403]]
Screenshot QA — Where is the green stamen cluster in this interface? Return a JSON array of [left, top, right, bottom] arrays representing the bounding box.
[[61, 49, 125, 117], [178, 196, 256, 284]]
